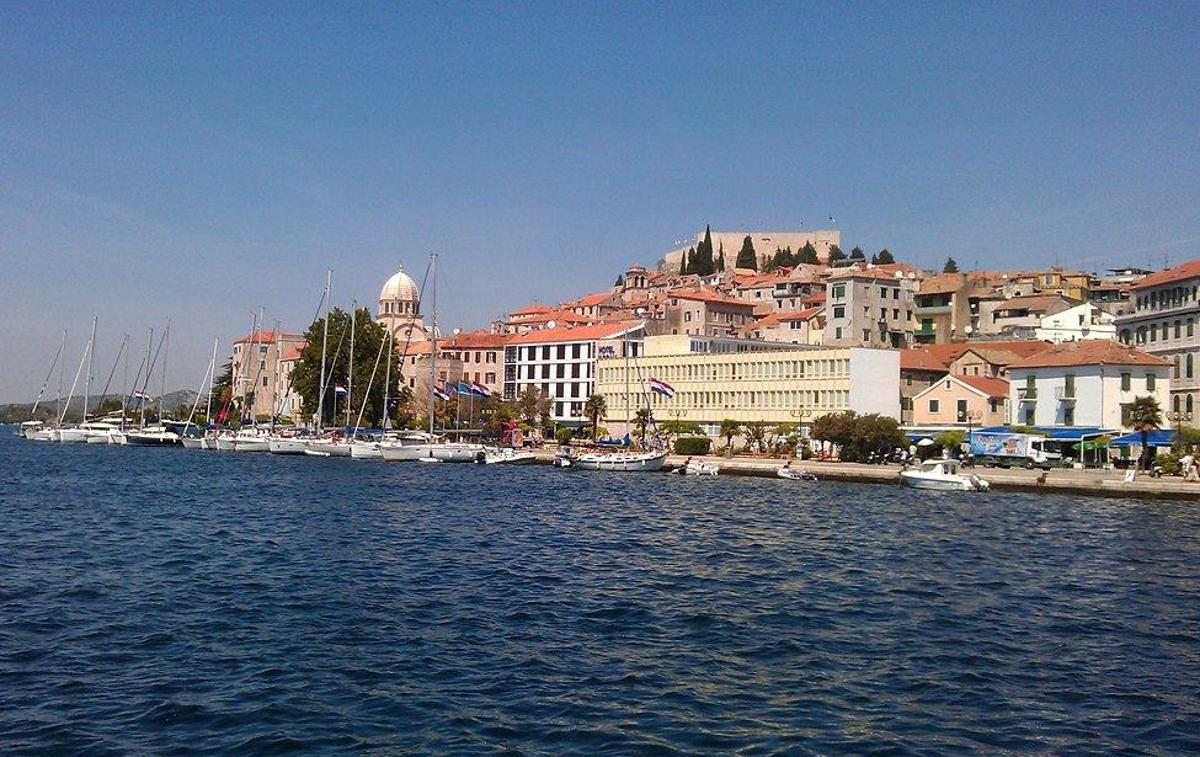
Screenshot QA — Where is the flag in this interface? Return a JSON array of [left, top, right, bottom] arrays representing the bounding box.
[[649, 378, 675, 398], [470, 381, 492, 398], [457, 381, 473, 395], [433, 385, 451, 401], [334, 385, 348, 397]]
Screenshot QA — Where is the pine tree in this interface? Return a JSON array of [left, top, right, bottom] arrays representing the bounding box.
[[943, 257, 959, 273], [735, 235, 758, 270], [716, 243, 726, 271], [784, 246, 796, 266], [682, 247, 695, 275], [693, 225, 716, 276], [876, 249, 895, 264], [849, 246, 865, 261], [825, 244, 844, 264]]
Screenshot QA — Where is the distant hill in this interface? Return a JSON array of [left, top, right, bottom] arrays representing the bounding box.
[[0, 390, 199, 424]]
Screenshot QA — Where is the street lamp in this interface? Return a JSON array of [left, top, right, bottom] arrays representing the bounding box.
[[1169, 410, 1193, 447]]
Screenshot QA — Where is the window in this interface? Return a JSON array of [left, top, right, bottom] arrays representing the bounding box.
[[832, 305, 845, 319], [684, 311, 692, 322], [486, 373, 495, 384], [1176, 321, 1182, 339], [1189, 395, 1195, 414], [262, 376, 268, 387], [1150, 324, 1157, 342], [831, 284, 846, 300], [1190, 320, 1196, 338], [1063, 405, 1074, 426], [956, 399, 967, 423], [1121, 372, 1131, 391], [1189, 354, 1195, 379], [835, 327, 842, 340], [1147, 373, 1156, 391], [1064, 374, 1075, 398], [929, 399, 940, 413]]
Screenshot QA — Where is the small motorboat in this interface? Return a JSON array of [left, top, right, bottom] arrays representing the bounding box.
[[478, 447, 538, 465], [417, 456, 442, 463], [673, 459, 719, 476], [565, 449, 668, 472], [777, 466, 818, 482], [900, 459, 990, 492]]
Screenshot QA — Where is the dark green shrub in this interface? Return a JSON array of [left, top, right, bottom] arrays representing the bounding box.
[[674, 436, 711, 455]]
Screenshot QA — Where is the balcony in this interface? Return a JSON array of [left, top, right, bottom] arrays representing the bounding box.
[[913, 303, 951, 316], [1055, 386, 1077, 402], [1018, 388, 1038, 402]]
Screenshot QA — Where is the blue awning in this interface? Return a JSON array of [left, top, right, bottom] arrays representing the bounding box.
[[975, 425, 1112, 442], [1110, 430, 1176, 448]]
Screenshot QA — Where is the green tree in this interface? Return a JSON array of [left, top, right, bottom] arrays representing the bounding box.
[[719, 418, 741, 455], [934, 430, 966, 453], [633, 407, 652, 442], [943, 257, 959, 273], [849, 246, 865, 261], [716, 243, 726, 271], [825, 244, 845, 264], [811, 411, 906, 462], [691, 225, 716, 276], [583, 393, 608, 440], [743, 420, 768, 452], [876, 249, 895, 264], [661, 419, 702, 436], [290, 306, 389, 429], [516, 386, 552, 428], [1127, 395, 1163, 470], [682, 247, 695, 275], [735, 235, 758, 270]]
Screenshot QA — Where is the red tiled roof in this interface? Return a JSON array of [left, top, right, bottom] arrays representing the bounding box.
[[746, 306, 824, 332], [903, 340, 1054, 372], [994, 294, 1076, 312], [510, 303, 553, 316], [1129, 259, 1200, 291], [900, 349, 950, 373], [918, 273, 966, 295], [512, 310, 594, 325], [828, 265, 908, 282], [801, 292, 827, 305], [234, 330, 305, 345], [506, 321, 644, 345], [569, 291, 618, 307], [445, 330, 511, 349], [279, 345, 305, 362], [666, 288, 756, 307], [1009, 340, 1170, 369], [959, 375, 1010, 398]]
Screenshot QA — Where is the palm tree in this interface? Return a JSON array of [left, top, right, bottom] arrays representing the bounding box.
[[719, 418, 741, 457], [583, 394, 607, 440], [744, 421, 768, 453], [1127, 395, 1163, 470], [633, 408, 652, 443]]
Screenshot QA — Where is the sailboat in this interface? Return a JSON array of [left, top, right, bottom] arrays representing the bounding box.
[[55, 318, 97, 443], [304, 278, 353, 458], [182, 338, 219, 450], [127, 323, 181, 446], [22, 330, 67, 440]]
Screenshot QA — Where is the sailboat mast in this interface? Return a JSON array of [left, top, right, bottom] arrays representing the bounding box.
[[242, 312, 257, 424], [316, 268, 331, 432], [382, 328, 392, 430], [205, 337, 218, 424], [345, 302, 356, 432], [57, 329, 67, 424], [270, 319, 281, 431], [84, 315, 97, 422], [139, 328, 152, 427], [429, 252, 438, 435], [60, 330, 90, 425], [31, 331, 66, 420], [122, 333, 130, 425], [161, 320, 171, 421]]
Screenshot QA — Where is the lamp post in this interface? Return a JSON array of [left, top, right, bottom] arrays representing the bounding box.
[[1169, 410, 1193, 449]]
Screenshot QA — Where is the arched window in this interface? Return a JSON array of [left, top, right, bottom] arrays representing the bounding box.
[[1189, 395, 1195, 415], [1175, 356, 1181, 379], [1188, 353, 1194, 379], [1174, 395, 1181, 413]]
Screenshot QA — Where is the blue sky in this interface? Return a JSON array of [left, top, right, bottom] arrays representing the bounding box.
[[2, 2, 1198, 400]]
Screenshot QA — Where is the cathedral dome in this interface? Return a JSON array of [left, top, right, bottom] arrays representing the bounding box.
[[379, 266, 420, 305]]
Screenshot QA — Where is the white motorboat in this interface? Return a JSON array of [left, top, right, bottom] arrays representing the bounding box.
[[81, 421, 122, 444], [268, 436, 307, 455], [181, 437, 208, 450], [777, 466, 818, 482], [429, 442, 485, 463], [56, 427, 89, 443], [673, 459, 719, 476], [214, 433, 238, 451], [306, 438, 352, 457], [232, 431, 270, 452], [27, 427, 56, 441], [125, 426, 181, 446], [900, 459, 990, 492], [478, 447, 538, 465], [563, 450, 668, 472], [349, 441, 383, 459], [18, 421, 44, 439]]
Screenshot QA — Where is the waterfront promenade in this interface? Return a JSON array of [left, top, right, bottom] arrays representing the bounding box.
[[534, 450, 1200, 500]]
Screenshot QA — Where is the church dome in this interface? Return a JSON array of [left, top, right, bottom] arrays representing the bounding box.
[[379, 265, 420, 304]]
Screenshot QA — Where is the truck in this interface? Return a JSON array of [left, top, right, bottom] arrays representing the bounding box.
[[969, 431, 1061, 469]]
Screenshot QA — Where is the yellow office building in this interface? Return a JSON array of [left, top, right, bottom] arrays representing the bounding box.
[[595, 334, 900, 436]]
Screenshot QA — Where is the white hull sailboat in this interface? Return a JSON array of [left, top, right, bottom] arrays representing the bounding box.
[[479, 447, 538, 465], [268, 437, 307, 455], [306, 439, 352, 457], [349, 441, 383, 459]]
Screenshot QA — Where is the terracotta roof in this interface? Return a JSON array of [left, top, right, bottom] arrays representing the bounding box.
[[900, 349, 950, 373], [666, 288, 756, 308], [734, 272, 787, 288], [445, 330, 510, 349], [506, 320, 644, 345], [1009, 340, 1170, 369], [918, 273, 966, 295], [1129, 259, 1200, 291], [801, 292, 827, 305], [994, 294, 1075, 312], [569, 292, 618, 307], [279, 345, 305, 362], [959, 375, 1010, 398], [234, 330, 305, 345], [510, 303, 553, 316], [746, 306, 823, 331], [512, 310, 594, 325], [903, 340, 1054, 371], [828, 265, 908, 282]]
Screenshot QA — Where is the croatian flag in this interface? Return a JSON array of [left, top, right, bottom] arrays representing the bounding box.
[[457, 381, 473, 395], [433, 385, 451, 401], [649, 378, 675, 398], [470, 381, 492, 398], [334, 384, 348, 397]]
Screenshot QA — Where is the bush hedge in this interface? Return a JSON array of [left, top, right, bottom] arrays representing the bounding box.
[[674, 436, 712, 456]]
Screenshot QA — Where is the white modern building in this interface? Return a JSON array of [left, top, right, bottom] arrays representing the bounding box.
[[503, 321, 646, 425], [1032, 302, 1116, 343], [1006, 340, 1170, 430]]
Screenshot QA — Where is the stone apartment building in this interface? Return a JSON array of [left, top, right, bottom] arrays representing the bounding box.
[[1115, 259, 1200, 425], [655, 288, 757, 338], [823, 266, 916, 349], [230, 330, 308, 421]]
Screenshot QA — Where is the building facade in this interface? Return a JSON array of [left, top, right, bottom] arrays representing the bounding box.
[[230, 330, 308, 421], [378, 265, 429, 343], [910, 374, 1009, 428], [824, 266, 916, 348], [503, 321, 646, 425], [595, 334, 900, 437], [1007, 341, 1170, 430], [1115, 259, 1200, 425]]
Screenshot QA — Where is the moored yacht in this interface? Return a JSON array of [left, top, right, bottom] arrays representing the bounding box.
[[126, 425, 181, 446], [900, 458, 990, 492]]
